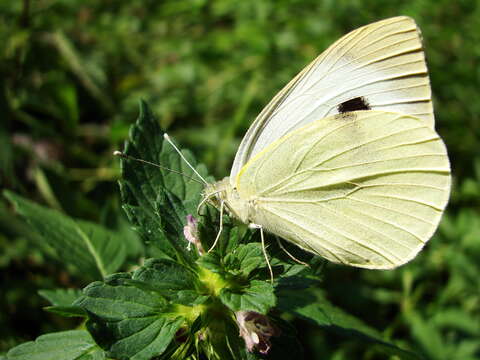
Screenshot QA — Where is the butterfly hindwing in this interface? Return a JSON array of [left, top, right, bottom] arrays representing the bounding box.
[[236, 111, 450, 269]]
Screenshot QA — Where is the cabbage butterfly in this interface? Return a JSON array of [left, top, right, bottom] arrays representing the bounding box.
[[203, 16, 451, 271]]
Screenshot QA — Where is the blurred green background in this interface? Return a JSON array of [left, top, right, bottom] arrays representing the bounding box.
[[1, 0, 479, 359]]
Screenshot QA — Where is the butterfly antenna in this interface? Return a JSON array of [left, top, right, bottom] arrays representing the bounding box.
[[163, 133, 208, 185], [113, 151, 205, 185]]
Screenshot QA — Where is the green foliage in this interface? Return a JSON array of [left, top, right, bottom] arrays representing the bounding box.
[[219, 280, 275, 314], [1, 1, 480, 359], [38, 288, 86, 318], [223, 243, 266, 278], [38, 289, 83, 307], [77, 275, 185, 360], [4, 191, 127, 279], [277, 288, 421, 360], [5, 330, 105, 360], [118, 101, 210, 264]]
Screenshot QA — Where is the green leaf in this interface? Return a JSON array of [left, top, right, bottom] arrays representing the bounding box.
[[5, 330, 105, 360], [75, 220, 127, 275], [220, 280, 276, 314], [76, 275, 184, 360], [132, 258, 203, 305], [196, 251, 223, 274], [197, 243, 266, 279], [277, 288, 421, 360], [39, 288, 86, 318], [275, 275, 320, 292], [431, 308, 480, 335], [39, 288, 82, 306], [224, 243, 265, 277], [118, 101, 211, 265], [0, 199, 57, 261], [133, 258, 196, 290], [407, 312, 449, 360], [4, 191, 127, 279], [44, 306, 87, 318]]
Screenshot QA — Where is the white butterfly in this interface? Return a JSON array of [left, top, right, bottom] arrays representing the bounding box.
[[201, 16, 451, 271]]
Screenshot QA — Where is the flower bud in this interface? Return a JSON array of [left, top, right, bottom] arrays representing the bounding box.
[[183, 215, 205, 255]]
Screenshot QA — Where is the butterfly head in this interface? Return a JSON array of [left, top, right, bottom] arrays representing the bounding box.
[[201, 178, 250, 223], [201, 180, 226, 210]]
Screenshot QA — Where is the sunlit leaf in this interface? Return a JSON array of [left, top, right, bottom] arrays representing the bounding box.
[[4, 191, 126, 279], [5, 330, 105, 360]]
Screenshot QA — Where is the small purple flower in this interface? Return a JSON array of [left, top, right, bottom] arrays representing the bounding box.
[[235, 311, 280, 354], [183, 215, 204, 255]]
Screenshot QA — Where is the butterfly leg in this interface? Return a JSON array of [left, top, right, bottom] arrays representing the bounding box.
[[208, 200, 224, 252], [276, 236, 310, 267], [249, 223, 274, 283], [197, 190, 223, 215], [196, 195, 210, 215]]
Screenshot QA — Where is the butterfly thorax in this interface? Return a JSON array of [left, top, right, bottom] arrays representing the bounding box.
[[204, 177, 252, 224]]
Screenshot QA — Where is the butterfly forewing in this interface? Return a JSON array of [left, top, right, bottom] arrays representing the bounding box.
[[235, 111, 450, 269], [230, 16, 433, 183]]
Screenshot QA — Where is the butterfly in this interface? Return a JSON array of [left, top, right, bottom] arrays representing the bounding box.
[[201, 16, 451, 271]]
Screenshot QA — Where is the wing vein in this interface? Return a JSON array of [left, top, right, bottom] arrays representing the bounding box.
[[365, 193, 444, 211], [266, 203, 401, 264], [260, 206, 347, 263], [263, 204, 393, 263], [348, 195, 436, 226]]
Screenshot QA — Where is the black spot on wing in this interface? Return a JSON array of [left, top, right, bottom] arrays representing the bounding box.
[[338, 97, 371, 113]]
